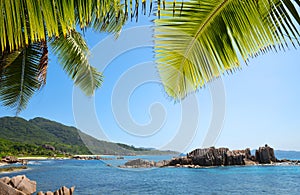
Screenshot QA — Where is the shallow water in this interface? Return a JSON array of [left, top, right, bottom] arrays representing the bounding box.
[[1, 155, 300, 194]]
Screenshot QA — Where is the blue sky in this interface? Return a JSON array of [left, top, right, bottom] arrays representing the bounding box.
[[1, 14, 300, 152]]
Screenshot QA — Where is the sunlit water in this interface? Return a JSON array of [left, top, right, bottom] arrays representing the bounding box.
[[1, 154, 300, 194]]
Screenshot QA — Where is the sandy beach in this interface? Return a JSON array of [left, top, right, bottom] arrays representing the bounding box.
[[0, 162, 8, 167], [18, 156, 71, 160], [17, 157, 49, 160]]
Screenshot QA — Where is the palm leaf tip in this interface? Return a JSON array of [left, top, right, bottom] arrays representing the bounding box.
[[51, 30, 103, 96], [74, 66, 104, 96], [154, 0, 300, 100]]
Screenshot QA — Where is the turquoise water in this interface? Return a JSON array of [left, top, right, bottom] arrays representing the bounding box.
[[1, 155, 300, 194]]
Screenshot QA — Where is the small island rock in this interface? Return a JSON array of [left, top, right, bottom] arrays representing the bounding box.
[[255, 144, 277, 164]]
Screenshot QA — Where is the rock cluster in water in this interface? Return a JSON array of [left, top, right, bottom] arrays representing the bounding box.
[[120, 144, 299, 168], [1, 156, 28, 165], [118, 158, 170, 168], [1, 156, 20, 164]]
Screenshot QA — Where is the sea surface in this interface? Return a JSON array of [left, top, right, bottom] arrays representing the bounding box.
[[1, 153, 300, 195]]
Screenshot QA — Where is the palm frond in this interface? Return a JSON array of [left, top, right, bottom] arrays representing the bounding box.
[[50, 30, 103, 96], [0, 0, 173, 53], [0, 0, 118, 52], [0, 0, 66, 51], [154, 0, 300, 99], [91, 4, 127, 37], [0, 43, 45, 114]]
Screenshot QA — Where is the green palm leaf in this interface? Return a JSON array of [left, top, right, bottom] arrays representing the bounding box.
[[1, 0, 164, 52], [155, 0, 300, 99], [50, 30, 103, 96], [0, 43, 45, 114], [0, 0, 119, 52]]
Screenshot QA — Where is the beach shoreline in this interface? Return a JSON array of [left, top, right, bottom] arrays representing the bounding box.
[[18, 156, 55, 160], [0, 162, 8, 167], [0, 166, 28, 173]]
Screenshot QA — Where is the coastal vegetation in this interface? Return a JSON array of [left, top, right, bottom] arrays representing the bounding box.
[[0, 117, 91, 156], [0, 116, 177, 157], [0, 138, 59, 158]]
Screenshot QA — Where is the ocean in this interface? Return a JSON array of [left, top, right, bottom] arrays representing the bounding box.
[[1, 154, 300, 194]]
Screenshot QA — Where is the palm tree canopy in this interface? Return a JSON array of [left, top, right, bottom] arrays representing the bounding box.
[[0, 0, 125, 113], [155, 0, 300, 99], [0, 0, 299, 113]]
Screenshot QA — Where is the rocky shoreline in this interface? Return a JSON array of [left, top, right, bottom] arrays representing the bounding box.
[[1, 156, 28, 166], [119, 145, 300, 168], [72, 155, 124, 160], [0, 175, 75, 195], [0, 166, 27, 173]]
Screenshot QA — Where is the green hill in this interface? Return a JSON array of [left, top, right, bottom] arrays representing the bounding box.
[[0, 117, 177, 156]]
